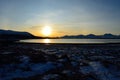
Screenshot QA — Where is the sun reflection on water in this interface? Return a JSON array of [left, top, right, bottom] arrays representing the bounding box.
[[43, 39, 50, 43]]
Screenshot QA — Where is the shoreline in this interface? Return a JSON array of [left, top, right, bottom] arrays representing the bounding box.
[[13, 42, 120, 45], [1, 42, 120, 49]]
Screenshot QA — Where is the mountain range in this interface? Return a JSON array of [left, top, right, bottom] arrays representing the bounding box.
[[61, 34, 120, 39]]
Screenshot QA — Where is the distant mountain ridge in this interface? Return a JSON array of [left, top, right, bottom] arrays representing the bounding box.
[[61, 33, 120, 39]]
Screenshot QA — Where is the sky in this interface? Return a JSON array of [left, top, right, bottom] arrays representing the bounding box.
[[0, 0, 120, 37]]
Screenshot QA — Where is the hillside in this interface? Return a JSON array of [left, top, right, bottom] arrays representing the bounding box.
[[0, 29, 42, 42]]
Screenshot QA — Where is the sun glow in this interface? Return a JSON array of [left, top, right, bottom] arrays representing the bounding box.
[[42, 26, 52, 36]]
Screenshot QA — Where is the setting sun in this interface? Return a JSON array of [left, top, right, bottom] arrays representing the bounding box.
[[42, 26, 52, 36]]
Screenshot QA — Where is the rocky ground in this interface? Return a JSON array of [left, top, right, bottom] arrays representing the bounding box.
[[0, 43, 120, 80]]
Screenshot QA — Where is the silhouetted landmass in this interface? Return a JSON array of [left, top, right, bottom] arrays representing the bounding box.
[[0, 29, 120, 43], [0, 29, 42, 42], [61, 34, 120, 39]]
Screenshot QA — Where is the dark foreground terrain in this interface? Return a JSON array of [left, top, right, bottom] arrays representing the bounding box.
[[0, 43, 120, 80]]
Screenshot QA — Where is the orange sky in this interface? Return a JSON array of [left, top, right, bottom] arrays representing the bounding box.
[[0, 0, 120, 37]]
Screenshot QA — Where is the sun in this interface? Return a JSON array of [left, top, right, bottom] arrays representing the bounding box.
[[42, 26, 52, 36]]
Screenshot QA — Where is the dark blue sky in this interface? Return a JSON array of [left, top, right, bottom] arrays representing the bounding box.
[[0, 0, 120, 36]]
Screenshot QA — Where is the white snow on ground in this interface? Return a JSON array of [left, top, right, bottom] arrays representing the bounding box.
[[19, 55, 30, 63], [89, 62, 119, 80], [80, 66, 93, 74], [0, 62, 61, 80], [30, 62, 56, 73]]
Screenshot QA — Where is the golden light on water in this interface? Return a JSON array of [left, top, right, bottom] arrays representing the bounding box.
[[43, 39, 50, 43], [42, 26, 52, 36]]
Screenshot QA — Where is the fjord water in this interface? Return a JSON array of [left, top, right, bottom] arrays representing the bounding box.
[[20, 39, 120, 43]]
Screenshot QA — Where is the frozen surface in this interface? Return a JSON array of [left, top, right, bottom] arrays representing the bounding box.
[[0, 44, 120, 80]]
